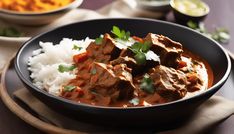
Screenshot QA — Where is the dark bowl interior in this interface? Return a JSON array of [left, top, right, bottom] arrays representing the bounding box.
[[15, 18, 231, 127]]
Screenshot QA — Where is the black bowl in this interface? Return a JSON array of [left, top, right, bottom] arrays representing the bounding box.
[[15, 18, 231, 128]]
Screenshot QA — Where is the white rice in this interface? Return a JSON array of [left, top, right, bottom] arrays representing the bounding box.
[[28, 37, 160, 96], [28, 38, 93, 96]]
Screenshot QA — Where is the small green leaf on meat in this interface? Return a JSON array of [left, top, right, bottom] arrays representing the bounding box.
[[64, 85, 76, 92], [58, 65, 76, 73], [134, 52, 146, 65], [95, 36, 103, 45], [129, 97, 139, 106], [141, 41, 151, 52], [140, 74, 154, 93], [111, 26, 130, 41], [90, 68, 97, 75], [73, 45, 82, 50], [129, 41, 152, 65]]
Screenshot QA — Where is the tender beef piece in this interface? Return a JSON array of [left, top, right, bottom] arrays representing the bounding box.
[[178, 56, 207, 92], [114, 49, 159, 76], [88, 62, 135, 103], [145, 33, 183, 68], [110, 56, 137, 69], [111, 56, 158, 76], [187, 73, 203, 92], [119, 48, 135, 57], [86, 33, 121, 63], [149, 65, 187, 101]]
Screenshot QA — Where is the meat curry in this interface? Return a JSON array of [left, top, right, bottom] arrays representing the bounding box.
[[61, 26, 214, 107]]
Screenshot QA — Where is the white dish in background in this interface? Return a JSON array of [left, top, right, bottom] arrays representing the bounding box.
[[0, 0, 83, 26], [135, 0, 171, 12]]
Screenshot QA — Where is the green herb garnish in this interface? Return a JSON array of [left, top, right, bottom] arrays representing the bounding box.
[[111, 26, 130, 41], [129, 41, 151, 65], [134, 52, 147, 65], [129, 97, 139, 106], [64, 85, 76, 92], [90, 68, 97, 75], [187, 21, 198, 29], [140, 74, 154, 93], [95, 36, 103, 45], [211, 28, 230, 44], [0, 27, 23, 37], [73, 45, 82, 50], [58, 65, 76, 73], [187, 20, 230, 44]]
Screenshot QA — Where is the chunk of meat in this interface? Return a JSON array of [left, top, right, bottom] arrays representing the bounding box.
[[178, 56, 208, 92], [88, 62, 135, 104], [149, 65, 187, 101], [114, 48, 159, 76], [86, 33, 121, 63], [111, 56, 158, 76], [110, 56, 137, 70], [145, 33, 183, 68]]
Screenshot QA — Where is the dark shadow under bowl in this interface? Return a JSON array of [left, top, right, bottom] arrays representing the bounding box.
[[14, 18, 231, 128]]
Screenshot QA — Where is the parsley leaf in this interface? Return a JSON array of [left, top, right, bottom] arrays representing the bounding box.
[[129, 98, 139, 106], [211, 28, 230, 44], [187, 21, 198, 29], [187, 20, 230, 44], [73, 45, 82, 50], [140, 74, 154, 94], [58, 65, 76, 73], [134, 52, 146, 65], [90, 68, 97, 75], [64, 85, 76, 92], [95, 36, 103, 45], [111, 26, 130, 41], [0, 27, 24, 37], [129, 41, 151, 65]]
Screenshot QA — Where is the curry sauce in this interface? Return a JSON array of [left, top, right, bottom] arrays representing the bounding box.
[[61, 32, 213, 107]]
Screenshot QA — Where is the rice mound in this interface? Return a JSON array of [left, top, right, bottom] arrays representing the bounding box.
[[28, 38, 93, 96]]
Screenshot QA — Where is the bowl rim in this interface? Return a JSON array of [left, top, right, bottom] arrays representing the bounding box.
[[15, 18, 232, 110], [136, 0, 170, 6], [0, 0, 83, 16], [170, 0, 210, 17]]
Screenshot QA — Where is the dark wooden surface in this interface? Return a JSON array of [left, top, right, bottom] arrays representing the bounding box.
[[0, 0, 234, 134]]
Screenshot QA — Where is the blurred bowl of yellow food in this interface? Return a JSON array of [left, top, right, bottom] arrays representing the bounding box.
[[0, 0, 83, 26]]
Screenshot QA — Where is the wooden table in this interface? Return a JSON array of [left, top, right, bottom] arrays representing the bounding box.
[[0, 0, 233, 133]]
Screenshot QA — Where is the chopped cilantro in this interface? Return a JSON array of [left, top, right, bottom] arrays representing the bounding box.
[[95, 36, 103, 45], [129, 41, 151, 65], [134, 52, 146, 65], [129, 98, 139, 106], [187, 20, 230, 44], [64, 85, 76, 92], [0, 27, 24, 37], [187, 21, 198, 29], [90, 68, 97, 75], [111, 26, 130, 41], [73, 45, 82, 50], [58, 65, 76, 73], [140, 74, 154, 93]]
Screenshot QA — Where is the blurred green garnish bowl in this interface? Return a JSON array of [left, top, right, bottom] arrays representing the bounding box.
[[170, 0, 210, 24]]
